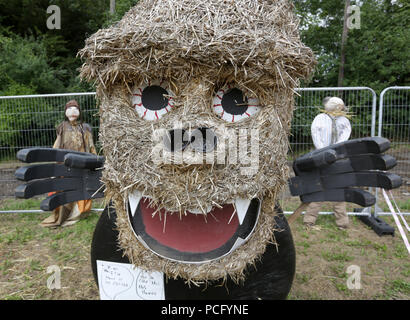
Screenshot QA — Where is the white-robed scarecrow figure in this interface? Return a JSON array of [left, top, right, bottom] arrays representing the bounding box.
[[304, 97, 352, 229], [15, 0, 401, 300]]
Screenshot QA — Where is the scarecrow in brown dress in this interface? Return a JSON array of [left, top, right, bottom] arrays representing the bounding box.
[[40, 99, 96, 228]]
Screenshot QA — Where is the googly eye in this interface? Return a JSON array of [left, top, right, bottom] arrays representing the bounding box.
[[132, 80, 175, 121], [212, 85, 260, 123]]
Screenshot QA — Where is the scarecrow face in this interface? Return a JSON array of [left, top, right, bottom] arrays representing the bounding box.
[[66, 106, 80, 122], [100, 70, 293, 264], [80, 0, 315, 281]]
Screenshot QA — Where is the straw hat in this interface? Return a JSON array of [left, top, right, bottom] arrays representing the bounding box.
[[79, 0, 316, 88]]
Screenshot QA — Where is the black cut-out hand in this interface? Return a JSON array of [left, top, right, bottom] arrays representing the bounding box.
[[15, 148, 105, 211], [288, 137, 402, 207]]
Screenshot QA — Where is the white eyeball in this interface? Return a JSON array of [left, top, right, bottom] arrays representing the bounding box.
[[132, 80, 175, 121], [212, 84, 260, 123]]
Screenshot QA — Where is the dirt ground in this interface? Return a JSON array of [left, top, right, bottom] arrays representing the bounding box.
[[0, 206, 408, 300]]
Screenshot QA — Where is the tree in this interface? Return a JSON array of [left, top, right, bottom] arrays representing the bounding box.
[[110, 0, 116, 14], [0, 0, 111, 93], [293, 0, 410, 92], [338, 0, 351, 87], [0, 28, 66, 94], [344, 0, 410, 92]]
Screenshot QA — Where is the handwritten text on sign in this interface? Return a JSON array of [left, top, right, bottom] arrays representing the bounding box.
[[97, 260, 165, 300]]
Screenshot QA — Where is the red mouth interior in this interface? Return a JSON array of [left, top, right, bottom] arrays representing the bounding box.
[[140, 198, 239, 253]]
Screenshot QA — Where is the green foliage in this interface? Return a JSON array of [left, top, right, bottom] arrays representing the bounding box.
[[344, 0, 410, 92], [0, 0, 112, 94], [0, 29, 66, 94], [0, 38, 72, 159], [0, 95, 61, 156], [294, 0, 410, 91], [0, 0, 109, 50], [290, 105, 320, 144], [103, 0, 141, 27]]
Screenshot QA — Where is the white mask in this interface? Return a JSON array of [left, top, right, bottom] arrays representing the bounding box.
[[66, 106, 80, 122]]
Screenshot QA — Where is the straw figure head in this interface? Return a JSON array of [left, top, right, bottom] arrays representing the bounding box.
[[79, 0, 316, 283], [324, 97, 346, 113]]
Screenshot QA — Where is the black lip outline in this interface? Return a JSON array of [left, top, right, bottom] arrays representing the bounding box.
[[127, 198, 261, 263]]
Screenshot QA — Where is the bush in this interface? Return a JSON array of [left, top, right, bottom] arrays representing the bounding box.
[[0, 30, 66, 94]]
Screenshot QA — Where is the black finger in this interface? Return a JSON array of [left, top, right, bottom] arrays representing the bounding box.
[[15, 163, 85, 181], [294, 137, 391, 172], [295, 154, 397, 176], [300, 188, 375, 207], [318, 154, 397, 176], [293, 149, 337, 172], [16, 148, 93, 163], [41, 190, 104, 211], [290, 172, 402, 196], [15, 177, 81, 199], [84, 170, 103, 191], [64, 153, 105, 170]]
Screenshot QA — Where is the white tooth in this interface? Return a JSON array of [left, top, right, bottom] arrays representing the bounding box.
[[230, 237, 245, 252], [128, 190, 142, 217], [188, 208, 203, 214], [234, 198, 251, 224], [188, 205, 213, 215]]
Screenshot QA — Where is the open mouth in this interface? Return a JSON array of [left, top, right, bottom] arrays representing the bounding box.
[[127, 191, 261, 263]]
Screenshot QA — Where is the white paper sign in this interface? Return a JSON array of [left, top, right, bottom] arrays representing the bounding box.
[[96, 260, 165, 300]]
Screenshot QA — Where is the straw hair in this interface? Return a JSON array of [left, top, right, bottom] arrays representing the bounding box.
[[65, 99, 79, 110], [79, 0, 316, 283], [78, 0, 315, 89]]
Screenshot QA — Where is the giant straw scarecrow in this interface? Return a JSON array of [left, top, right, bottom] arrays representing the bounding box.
[[15, 0, 401, 299]]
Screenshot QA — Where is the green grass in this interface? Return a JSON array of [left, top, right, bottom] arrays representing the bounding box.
[[332, 279, 350, 294], [329, 263, 347, 278], [4, 294, 24, 300], [4, 226, 35, 244], [289, 208, 410, 300], [0, 208, 101, 300], [377, 198, 410, 212], [321, 250, 354, 262], [0, 198, 105, 211], [0, 198, 43, 211], [29, 259, 44, 272], [383, 279, 410, 299]]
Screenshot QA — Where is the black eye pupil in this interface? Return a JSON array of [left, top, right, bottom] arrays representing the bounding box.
[[221, 88, 248, 115], [141, 85, 169, 110]]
